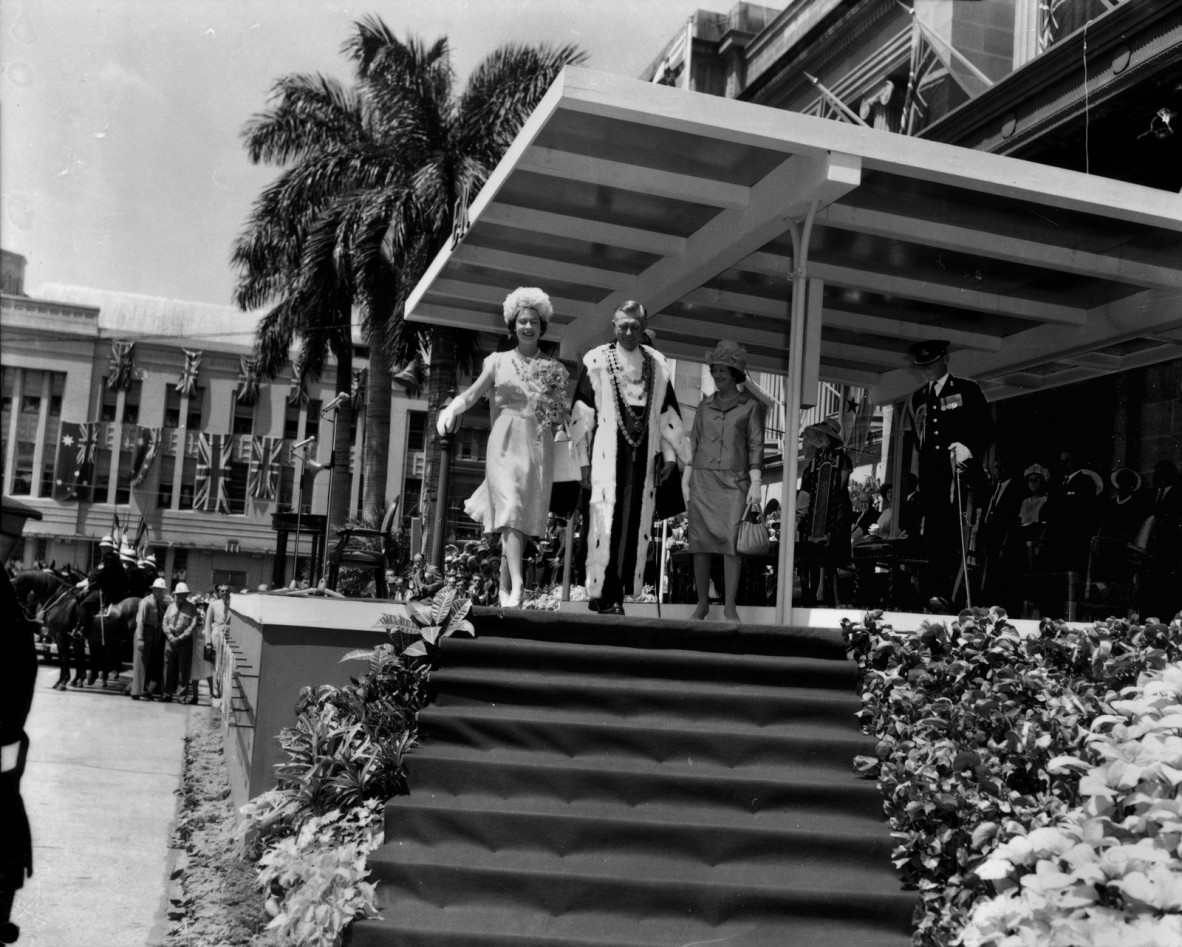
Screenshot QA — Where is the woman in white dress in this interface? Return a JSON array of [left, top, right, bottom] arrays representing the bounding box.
[[437, 287, 570, 607]]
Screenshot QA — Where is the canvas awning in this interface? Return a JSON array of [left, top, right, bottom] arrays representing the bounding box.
[[405, 66, 1182, 620]]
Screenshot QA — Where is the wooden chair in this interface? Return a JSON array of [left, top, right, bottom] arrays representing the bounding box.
[[325, 499, 399, 598]]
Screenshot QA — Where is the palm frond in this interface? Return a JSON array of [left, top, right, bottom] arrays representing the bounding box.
[[242, 73, 366, 165]]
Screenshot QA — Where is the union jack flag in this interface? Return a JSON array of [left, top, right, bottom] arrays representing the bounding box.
[[177, 349, 203, 397], [54, 421, 100, 501], [248, 436, 283, 500], [107, 341, 136, 391], [194, 432, 232, 514], [236, 356, 260, 406], [129, 426, 162, 487]]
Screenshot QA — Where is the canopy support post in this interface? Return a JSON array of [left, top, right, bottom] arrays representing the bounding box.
[[775, 201, 820, 626]]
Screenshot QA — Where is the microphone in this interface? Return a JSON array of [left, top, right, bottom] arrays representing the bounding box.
[[321, 392, 349, 414], [291, 435, 316, 450]]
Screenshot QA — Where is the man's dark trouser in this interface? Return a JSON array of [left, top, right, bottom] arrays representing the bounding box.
[[600, 429, 649, 608]]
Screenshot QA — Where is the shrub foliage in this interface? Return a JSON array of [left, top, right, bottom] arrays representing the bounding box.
[[843, 609, 1182, 946]]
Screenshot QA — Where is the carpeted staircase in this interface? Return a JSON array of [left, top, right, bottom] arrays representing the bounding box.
[[352, 609, 914, 947]]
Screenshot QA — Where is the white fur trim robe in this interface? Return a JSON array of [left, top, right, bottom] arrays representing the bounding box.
[[572, 344, 691, 599]]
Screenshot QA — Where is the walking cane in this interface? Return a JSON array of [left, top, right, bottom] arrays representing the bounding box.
[[951, 449, 973, 609]]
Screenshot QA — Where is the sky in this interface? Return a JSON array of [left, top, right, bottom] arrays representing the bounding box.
[[1, 0, 750, 308]]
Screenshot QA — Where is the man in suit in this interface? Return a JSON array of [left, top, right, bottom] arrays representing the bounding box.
[[1141, 459, 1182, 621], [904, 340, 994, 610], [976, 460, 1024, 613]]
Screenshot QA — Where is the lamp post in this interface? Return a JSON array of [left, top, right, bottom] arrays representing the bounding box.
[[430, 387, 457, 571]]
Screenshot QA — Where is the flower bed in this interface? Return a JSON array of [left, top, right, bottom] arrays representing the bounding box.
[[842, 609, 1182, 946]]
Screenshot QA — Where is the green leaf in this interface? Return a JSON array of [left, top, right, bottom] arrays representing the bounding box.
[[339, 649, 376, 664]]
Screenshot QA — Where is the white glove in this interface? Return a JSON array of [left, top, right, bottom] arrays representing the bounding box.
[[950, 442, 972, 467], [746, 469, 762, 509], [436, 405, 457, 436]]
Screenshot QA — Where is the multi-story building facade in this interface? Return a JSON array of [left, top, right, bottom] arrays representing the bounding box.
[[0, 251, 439, 588]]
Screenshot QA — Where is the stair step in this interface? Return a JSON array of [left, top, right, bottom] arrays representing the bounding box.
[[367, 839, 915, 928], [431, 666, 859, 726], [403, 744, 880, 814], [380, 791, 894, 866], [352, 898, 914, 947], [467, 607, 848, 659], [419, 703, 868, 769], [438, 635, 856, 688]]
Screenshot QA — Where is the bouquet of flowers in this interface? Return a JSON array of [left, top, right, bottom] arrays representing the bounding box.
[[530, 358, 571, 430]]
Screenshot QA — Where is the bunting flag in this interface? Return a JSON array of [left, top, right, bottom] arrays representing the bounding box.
[[287, 371, 308, 406], [236, 355, 260, 406], [194, 432, 232, 514], [248, 436, 283, 500], [350, 367, 367, 412], [132, 516, 148, 556], [129, 426, 162, 487], [177, 349, 203, 397], [54, 421, 100, 502], [107, 341, 136, 391]]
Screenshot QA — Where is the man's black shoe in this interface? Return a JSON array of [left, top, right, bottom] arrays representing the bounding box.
[[928, 596, 953, 614], [587, 598, 601, 613], [599, 603, 625, 616]]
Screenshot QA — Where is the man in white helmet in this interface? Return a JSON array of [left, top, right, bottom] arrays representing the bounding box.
[[161, 582, 197, 702]]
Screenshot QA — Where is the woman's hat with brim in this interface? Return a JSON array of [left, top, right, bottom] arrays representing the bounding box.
[[705, 340, 749, 375], [1111, 467, 1142, 492], [1024, 464, 1050, 481], [803, 417, 844, 446]]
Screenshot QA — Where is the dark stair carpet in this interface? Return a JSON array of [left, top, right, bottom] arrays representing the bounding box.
[[352, 609, 914, 947]]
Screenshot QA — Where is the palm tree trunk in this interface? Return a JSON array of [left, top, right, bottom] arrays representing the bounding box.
[[362, 337, 392, 526], [421, 325, 458, 557], [326, 345, 353, 544]]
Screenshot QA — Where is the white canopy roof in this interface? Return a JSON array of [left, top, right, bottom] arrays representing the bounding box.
[[407, 67, 1182, 406]]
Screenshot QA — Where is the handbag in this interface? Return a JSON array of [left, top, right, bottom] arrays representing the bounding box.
[[203, 643, 215, 663], [736, 508, 771, 557]]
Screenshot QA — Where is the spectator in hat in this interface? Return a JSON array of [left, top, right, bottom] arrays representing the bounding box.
[[130, 578, 168, 700], [795, 417, 852, 606], [903, 339, 993, 610], [683, 340, 764, 622], [161, 582, 198, 702], [1098, 467, 1151, 543], [187, 586, 219, 706]]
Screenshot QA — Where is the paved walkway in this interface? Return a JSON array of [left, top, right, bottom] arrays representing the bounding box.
[[14, 665, 194, 947]]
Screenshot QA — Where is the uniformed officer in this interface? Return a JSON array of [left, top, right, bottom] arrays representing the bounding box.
[[904, 340, 994, 609]]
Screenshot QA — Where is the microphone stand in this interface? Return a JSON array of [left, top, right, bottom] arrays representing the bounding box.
[[318, 398, 344, 585]]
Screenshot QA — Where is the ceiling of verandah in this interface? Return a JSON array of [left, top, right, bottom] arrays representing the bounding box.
[[406, 67, 1182, 406]]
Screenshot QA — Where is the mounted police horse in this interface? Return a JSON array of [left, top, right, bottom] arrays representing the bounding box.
[[13, 570, 78, 688], [24, 572, 141, 689]]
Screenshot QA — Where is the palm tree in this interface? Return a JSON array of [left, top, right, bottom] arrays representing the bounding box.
[[347, 18, 585, 554], [233, 16, 584, 550]]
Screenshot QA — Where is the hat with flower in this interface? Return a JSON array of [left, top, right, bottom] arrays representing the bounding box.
[[502, 287, 553, 326], [704, 340, 749, 376]]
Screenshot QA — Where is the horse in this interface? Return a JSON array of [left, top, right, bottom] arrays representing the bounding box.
[[34, 578, 85, 688], [83, 595, 141, 687]]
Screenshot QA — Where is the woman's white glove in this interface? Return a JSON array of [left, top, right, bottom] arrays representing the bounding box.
[[681, 465, 693, 500], [436, 405, 458, 436], [746, 469, 762, 509]]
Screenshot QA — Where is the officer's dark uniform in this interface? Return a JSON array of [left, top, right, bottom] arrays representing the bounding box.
[[76, 546, 129, 682], [905, 342, 993, 605]]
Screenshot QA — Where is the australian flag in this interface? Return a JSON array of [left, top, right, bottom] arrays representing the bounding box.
[[54, 421, 100, 502]]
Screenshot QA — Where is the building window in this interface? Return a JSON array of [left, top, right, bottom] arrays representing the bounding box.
[[226, 455, 248, 514], [1, 367, 13, 484], [406, 411, 427, 451], [49, 373, 64, 418], [305, 400, 321, 444], [100, 378, 118, 422], [171, 548, 188, 583], [186, 387, 205, 430], [178, 455, 197, 510], [283, 401, 301, 440], [34, 537, 48, 562], [157, 455, 175, 509], [232, 397, 254, 436], [278, 463, 295, 509], [93, 448, 112, 503], [165, 385, 182, 428], [122, 380, 142, 424], [11, 442, 34, 495], [115, 447, 134, 505]]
